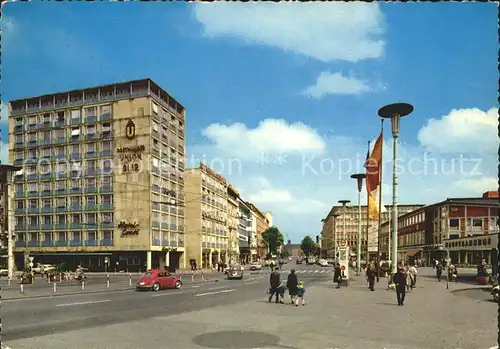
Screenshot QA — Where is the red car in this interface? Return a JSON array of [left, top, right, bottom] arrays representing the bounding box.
[[136, 269, 182, 291]]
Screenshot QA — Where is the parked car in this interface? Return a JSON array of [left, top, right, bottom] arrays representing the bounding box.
[[296, 258, 303, 265], [32, 263, 56, 275], [136, 269, 182, 291], [318, 259, 329, 267]]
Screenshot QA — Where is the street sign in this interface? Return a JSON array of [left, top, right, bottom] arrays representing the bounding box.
[[28, 262, 34, 267], [28, 256, 35, 262]]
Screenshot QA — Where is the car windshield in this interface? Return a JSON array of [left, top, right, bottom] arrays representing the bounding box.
[[143, 272, 153, 278]]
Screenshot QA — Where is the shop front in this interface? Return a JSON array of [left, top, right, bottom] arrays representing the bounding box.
[[444, 233, 498, 265]]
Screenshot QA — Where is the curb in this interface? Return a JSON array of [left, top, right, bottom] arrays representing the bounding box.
[[1, 279, 219, 301], [450, 286, 491, 294]]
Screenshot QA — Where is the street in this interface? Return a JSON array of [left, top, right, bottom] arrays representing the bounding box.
[[2, 264, 497, 349]]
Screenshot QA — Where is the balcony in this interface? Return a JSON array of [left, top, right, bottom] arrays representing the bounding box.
[[152, 239, 161, 246], [70, 240, 83, 246], [28, 241, 40, 247], [161, 240, 169, 246], [14, 125, 25, 133], [41, 241, 53, 247], [102, 132, 113, 139], [84, 116, 97, 123], [85, 169, 98, 176], [55, 207, 67, 213], [55, 189, 67, 195], [27, 224, 39, 231], [100, 222, 114, 229], [55, 223, 68, 229], [85, 240, 98, 246], [69, 223, 82, 229], [86, 151, 98, 158], [100, 203, 113, 210], [15, 208, 26, 214], [55, 137, 66, 144], [41, 224, 53, 230], [152, 185, 160, 193], [26, 174, 38, 181], [41, 190, 52, 197], [41, 207, 53, 213], [15, 191, 25, 198], [14, 142, 24, 150], [101, 185, 113, 193], [100, 239, 113, 246], [69, 135, 81, 143], [178, 241, 184, 247], [15, 224, 26, 231], [85, 204, 98, 211], [27, 191, 39, 197], [161, 222, 169, 229], [70, 153, 82, 160], [70, 188, 83, 194], [15, 241, 27, 247], [170, 224, 177, 231], [14, 159, 24, 166], [39, 139, 51, 146], [152, 221, 161, 228], [152, 202, 160, 210], [70, 206, 82, 212], [40, 173, 52, 180], [14, 174, 24, 181], [27, 124, 38, 131], [85, 134, 97, 141], [54, 240, 68, 247], [101, 113, 112, 121], [171, 241, 178, 247]]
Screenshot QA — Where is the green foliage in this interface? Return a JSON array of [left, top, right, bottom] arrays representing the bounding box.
[[261, 226, 284, 254], [300, 236, 315, 256]]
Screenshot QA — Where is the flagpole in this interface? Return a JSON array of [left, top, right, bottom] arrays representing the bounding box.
[[377, 119, 384, 261], [366, 140, 371, 263]]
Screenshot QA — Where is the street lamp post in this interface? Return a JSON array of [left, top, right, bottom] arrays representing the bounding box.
[[331, 214, 340, 259], [338, 200, 351, 260], [351, 174, 366, 276], [378, 103, 413, 277]]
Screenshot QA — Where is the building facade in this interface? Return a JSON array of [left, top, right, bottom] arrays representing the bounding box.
[[264, 212, 273, 228], [379, 192, 499, 265], [321, 204, 424, 259], [9, 78, 186, 272], [247, 202, 269, 259], [185, 163, 229, 269], [226, 185, 240, 264], [237, 201, 253, 264]]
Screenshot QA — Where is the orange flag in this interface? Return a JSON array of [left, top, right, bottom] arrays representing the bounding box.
[[365, 132, 383, 219]]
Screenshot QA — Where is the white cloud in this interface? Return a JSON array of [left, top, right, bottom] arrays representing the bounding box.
[[202, 118, 325, 160], [0, 143, 8, 165], [417, 107, 497, 154], [1, 103, 8, 123], [453, 177, 497, 195], [302, 72, 371, 98], [193, 2, 385, 62]]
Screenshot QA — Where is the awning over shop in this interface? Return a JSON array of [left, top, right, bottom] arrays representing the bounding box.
[[403, 250, 421, 257]]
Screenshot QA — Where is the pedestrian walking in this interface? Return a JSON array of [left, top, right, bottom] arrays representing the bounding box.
[[436, 261, 443, 282], [408, 264, 417, 289], [393, 267, 407, 306], [366, 261, 376, 291], [296, 281, 306, 306], [333, 262, 342, 288], [286, 269, 299, 305], [268, 267, 280, 303]]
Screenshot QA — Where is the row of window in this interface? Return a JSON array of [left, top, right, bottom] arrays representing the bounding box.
[[13, 124, 113, 144], [16, 212, 114, 226], [151, 212, 185, 225], [15, 195, 113, 209], [14, 106, 112, 126], [15, 141, 114, 160], [16, 231, 114, 243], [151, 102, 183, 126], [449, 217, 495, 229], [14, 177, 113, 193]]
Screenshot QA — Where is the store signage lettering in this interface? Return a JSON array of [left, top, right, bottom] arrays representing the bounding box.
[[118, 221, 140, 236], [200, 162, 227, 185], [117, 145, 145, 173]]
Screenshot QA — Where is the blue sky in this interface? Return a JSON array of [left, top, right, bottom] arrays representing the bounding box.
[[2, 2, 497, 243]]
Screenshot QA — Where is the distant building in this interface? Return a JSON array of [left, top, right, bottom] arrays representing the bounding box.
[[284, 242, 301, 257]]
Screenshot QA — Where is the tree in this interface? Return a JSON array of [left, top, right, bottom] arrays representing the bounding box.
[[300, 236, 315, 256], [261, 226, 284, 255]]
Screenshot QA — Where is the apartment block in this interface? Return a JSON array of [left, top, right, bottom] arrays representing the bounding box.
[[321, 204, 424, 259], [380, 192, 499, 265], [185, 163, 229, 269], [9, 78, 186, 271], [246, 202, 271, 259], [237, 200, 254, 264]]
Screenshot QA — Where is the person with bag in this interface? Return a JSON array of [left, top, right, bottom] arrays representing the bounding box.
[[268, 267, 281, 303]]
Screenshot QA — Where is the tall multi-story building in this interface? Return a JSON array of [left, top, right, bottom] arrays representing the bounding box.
[[237, 200, 253, 264], [380, 191, 499, 265], [247, 202, 270, 259], [264, 212, 273, 228], [321, 204, 424, 259], [226, 184, 240, 263], [185, 163, 229, 269], [8, 78, 186, 272]]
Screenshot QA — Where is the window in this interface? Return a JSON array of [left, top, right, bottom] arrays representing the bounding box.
[[71, 109, 81, 119], [42, 113, 51, 123], [152, 102, 159, 114], [101, 141, 112, 151], [16, 217, 25, 226], [86, 124, 96, 135], [41, 182, 51, 192], [449, 219, 459, 228], [86, 159, 97, 170], [41, 130, 51, 141], [70, 178, 81, 189], [101, 194, 112, 205], [71, 144, 80, 154], [87, 231, 97, 241], [57, 111, 66, 120], [85, 177, 96, 188], [86, 196, 97, 205], [86, 142, 96, 153], [102, 160, 112, 173], [15, 117, 24, 126], [71, 231, 82, 241], [71, 127, 80, 137], [54, 129, 65, 138], [42, 215, 51, 225], [71, 161, 82, 172], [56, 163, 66, 173], [28, 115, 37, 125], [57, 232, 67, 241], [71, 214, 82, 223], [103, 231, 113, 241], [55, 147, 65, 157], [15, 200, 25, 209], [14, 134, 23, 143], [153, 121, 159, 132], [56, 198, 66, 207], [28, 216, 38, 225], [101, 212, 113, 223], [42, 199, 51, 208], [28, 199, 38, 208], [102, 123, 112, 133], [56, 214, 66, 224], [85, 107, 96, 117], [41, 148, 51, 157], [27, 149, 37, 158], [27, 183, 37, 192], [101, 176, 112, 187], [152, 158, 159, 169], [86, 213, 97, 224], [472, 218, 483, 227], [14, 151, 23, 160], [100, 105, 111, 116], [70, 196, 81, 207]]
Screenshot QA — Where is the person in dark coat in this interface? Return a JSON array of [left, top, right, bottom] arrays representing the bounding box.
[[366, 261, 376, 291], [333, 262, 342, 288], [287, 269, 299, 305], [268, 267, 281, 303], [436, 261, 443, 282], [393, 267, 407, 306]]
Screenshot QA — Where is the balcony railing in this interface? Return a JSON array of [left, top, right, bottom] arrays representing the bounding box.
[[41, 241, 53, 247], [70, 240, 83, 246], [85, 240, 98, 246], [100, 239, 113, 246], [152, 239, 161, 246], [15, 241, 27, 247], [28, 241, 40, 247], [54, 240, 68, 247]]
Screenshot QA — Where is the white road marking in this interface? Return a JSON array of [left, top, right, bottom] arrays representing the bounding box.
[[151, 291, 187, 297], [190, 285, 200, 288], [244, 281, 259, 285], [3, 289, 135, 303], [195, 289, 235, 297], [314, 270, 319, 273], [56, 299, 110, 307], [208, 286, 227, 291]]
